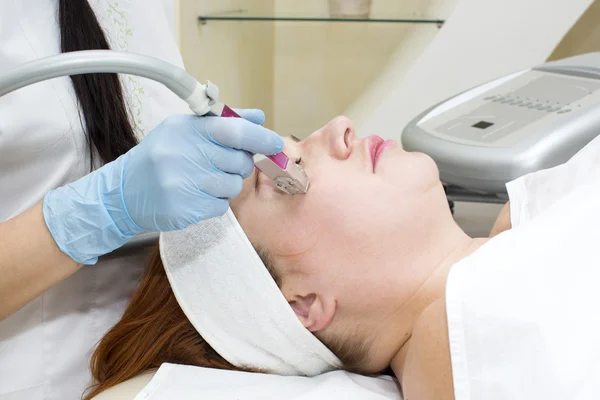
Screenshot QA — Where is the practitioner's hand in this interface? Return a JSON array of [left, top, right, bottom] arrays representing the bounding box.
[[43, 110, 283, 264]]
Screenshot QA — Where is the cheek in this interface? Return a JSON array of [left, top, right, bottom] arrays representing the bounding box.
[[291, 174, 397, 267], [263, 168, 359, 256], [301, 167, 398, 231]]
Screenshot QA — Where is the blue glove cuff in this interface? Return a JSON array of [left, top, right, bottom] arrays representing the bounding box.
[[42, 156, 143, 265]]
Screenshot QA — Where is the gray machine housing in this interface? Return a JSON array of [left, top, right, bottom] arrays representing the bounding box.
[[402, 53, 600, 201]]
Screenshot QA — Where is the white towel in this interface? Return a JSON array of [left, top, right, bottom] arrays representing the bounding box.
[[159, 209, 342, 376], [133, 363, 402, 400], [446, 183, 600, 399]]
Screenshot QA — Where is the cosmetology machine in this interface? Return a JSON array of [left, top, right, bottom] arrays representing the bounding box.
[[402, 53, 600, 205]]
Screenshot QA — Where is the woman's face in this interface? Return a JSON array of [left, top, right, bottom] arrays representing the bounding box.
[[231, 116, 450, 370]]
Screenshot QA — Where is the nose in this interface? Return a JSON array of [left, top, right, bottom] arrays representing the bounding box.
[[324, 116, 355, 160]]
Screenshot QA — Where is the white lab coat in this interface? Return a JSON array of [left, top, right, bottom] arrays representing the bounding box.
[[0, 1, 191, 399]]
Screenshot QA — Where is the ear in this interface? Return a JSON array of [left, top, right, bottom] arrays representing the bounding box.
[[288, 293, 336, 332]]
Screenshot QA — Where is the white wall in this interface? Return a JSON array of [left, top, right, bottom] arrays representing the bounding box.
[[178, 0, 276, 126], [344, 0, 595, 140], [176, 0, 597, 140], [273, 0, 446, 138], [177, 0, 447, 137]]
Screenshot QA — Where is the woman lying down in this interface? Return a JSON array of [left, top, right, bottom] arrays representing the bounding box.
[[86, 116, 600, 400]]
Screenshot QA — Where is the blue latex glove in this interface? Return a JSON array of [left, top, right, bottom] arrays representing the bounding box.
[[43, 110, 283, 264]]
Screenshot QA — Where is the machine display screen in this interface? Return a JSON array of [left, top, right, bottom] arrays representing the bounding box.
[[472, 121, 494, 129]]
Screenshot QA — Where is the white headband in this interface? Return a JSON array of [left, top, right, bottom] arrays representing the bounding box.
[[159, 209, 342, 376]]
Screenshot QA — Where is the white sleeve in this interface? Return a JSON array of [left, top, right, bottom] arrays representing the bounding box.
[[161, 0, 177, 37], [506, 134, 600, 226]]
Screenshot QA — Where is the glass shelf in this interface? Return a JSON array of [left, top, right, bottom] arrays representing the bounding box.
[[198, 9, 444, 26]]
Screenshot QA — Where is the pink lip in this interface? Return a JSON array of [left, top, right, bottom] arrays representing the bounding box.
[[366, 135, 384, 169], [366, 135, 396, 171]]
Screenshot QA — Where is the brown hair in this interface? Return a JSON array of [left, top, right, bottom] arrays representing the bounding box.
[[85, 245, 374, 399], [84, 248, 252, 400]]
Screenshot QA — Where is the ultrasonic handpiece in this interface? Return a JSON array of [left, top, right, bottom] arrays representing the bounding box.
[[203, 100, 310, 195], [253, 153, 310, 195], [200, 81, 309, 195]]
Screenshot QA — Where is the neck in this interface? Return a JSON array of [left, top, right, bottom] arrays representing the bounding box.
[[387, 231, 489, 379]]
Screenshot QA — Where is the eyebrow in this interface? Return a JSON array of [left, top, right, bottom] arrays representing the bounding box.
[[254, 167, 260, 191]]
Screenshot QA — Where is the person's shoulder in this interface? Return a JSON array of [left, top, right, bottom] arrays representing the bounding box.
[[403, 298, 455, 400], [91, 371, 156, 400]]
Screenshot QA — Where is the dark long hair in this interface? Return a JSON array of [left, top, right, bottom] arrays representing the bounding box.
[[58, 0, 138, 168]]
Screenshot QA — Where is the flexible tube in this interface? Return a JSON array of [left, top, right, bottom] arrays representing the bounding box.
[[0, 50, 201, 100], [0, 50, 214, 256]]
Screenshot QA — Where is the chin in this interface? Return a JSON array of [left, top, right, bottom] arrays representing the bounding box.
[[380, 149, 440, 185], [408, 150, 433, 162], [413, 151, 440, 176]]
